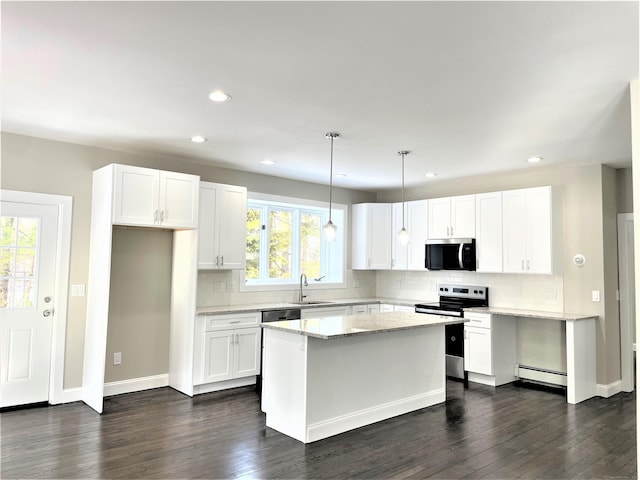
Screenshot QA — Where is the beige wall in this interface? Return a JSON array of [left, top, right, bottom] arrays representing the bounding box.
[[378, 162, 621, 385], [0, 132, 376, 389], [617, 167, 633, 213]]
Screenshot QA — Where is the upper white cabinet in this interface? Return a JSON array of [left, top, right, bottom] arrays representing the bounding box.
[[428, 194, 475, 239], [475, 192, 503, 273], [392, 200, 428, 270], [502, 186, 552, 274], [198, 182, 247, 270], [352, 203, 392, 270], [112, 164, 199, 228]]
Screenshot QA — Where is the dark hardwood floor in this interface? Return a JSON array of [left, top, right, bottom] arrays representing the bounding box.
[[1, 380, 636, 479]]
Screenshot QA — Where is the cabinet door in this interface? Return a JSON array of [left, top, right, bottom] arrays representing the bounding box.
[[367, 304, 381, 314], [379, 304, 395, 313], [301, 306, 351, 319], [197, 183, 219, 269], [352, 304, 368, 315], [368, 204, 392, 269], [391, 202, 408, 270], [202, 330, 234, 383], [450, 194, 475, 238], [502, 189, 527, 273], [428, 197, 451, 239], [407, 200, 428, 270], [524, 187, 552, 274], [217, 185, 247, 269], [233, 327, 261, 378], [464, 326, 493, 375], [159, 171, 199, 228], [112, 165, 158, 226], [476, 192, 503, 273]]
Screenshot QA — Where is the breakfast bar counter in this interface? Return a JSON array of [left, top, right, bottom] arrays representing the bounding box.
[[260, 312, 464, 443]]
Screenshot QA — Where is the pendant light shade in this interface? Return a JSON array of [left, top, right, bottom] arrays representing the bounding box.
[[398, 150, 410, 246], [323, 133, 340, 241]]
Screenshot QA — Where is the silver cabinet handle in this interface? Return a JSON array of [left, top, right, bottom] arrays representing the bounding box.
[[215, 256, 219, 267], [527, 260, 530, 271], [450, 226, 454, 237], [154, 210, 159, 223], [230, 320, 241, 324], [521, 259, 525, 270], [221, 256, 224, 267], [234, 333, 239, 344], [160, 210, 165, 223]]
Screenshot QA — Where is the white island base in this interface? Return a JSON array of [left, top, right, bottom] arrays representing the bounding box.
[[262, 321, 446, 444]]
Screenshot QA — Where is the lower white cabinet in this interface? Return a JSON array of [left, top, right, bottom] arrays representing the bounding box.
[[194, 312, 261, 386], [301, 306, 352, 318], [464, 312, 516, 386], [352, 304, 380, 314]]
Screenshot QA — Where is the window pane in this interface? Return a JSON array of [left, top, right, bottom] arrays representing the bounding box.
[[0, 248, 14, 276], [17, 218, 38, 247], [0, 278, 11, 308], [246, 208, 261, 280], [269, 209, 292, 279], [300, 213, 322, 279], [15, 248, 36, 277], [12, 278, 35, 308], [1, 217, 17, 246]]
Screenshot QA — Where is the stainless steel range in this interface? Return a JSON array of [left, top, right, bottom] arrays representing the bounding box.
[[415, 284, 489, 382]]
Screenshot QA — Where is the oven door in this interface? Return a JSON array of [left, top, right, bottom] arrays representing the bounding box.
[[445, 323, 465, 379]]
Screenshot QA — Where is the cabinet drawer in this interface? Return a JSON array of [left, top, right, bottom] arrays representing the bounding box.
[[204, 312, 260, 331], [464, 312, 491, 329]]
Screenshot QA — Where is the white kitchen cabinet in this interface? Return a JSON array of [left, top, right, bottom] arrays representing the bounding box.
[[428, 194, 475, 239], [198, 181, 247, 270], [195, 312, 261, 386], [380, 304, 395, 313], [502, 186, 552, 274], [391, 202, 408, 270], [352, 304, 380, 314], [464, 312, 516, 386], [407, 200, 428, 270], [475, 192, 503, 273], [393, 305, 415, 312], [301, 305, 352, 319], [112, 164, 199, 228], [352, 203, 392, 270]]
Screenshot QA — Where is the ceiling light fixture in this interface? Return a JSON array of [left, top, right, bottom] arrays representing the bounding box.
[[527, 156, 543, 163], [261, 159, 275, 165], [190, 135, 207, 143], [397, 150, 411, 246], [323, 132, 340, 242], [425, 172, 438, 178], [208, 90, 232, 103]]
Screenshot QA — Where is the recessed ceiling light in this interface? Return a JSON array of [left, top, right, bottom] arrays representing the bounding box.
[[333, 173, 346, 178], [527, 156, 543, 163], [209, 90, 232, 103], [261, 159, 275, 165], [425, 172, 438, 178], [190, 135, 207, 143]]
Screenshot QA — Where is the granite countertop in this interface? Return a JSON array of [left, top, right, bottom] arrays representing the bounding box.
[[464, 306, 598, 322], [260, 311, 466, 339], [196, 297, 422, 316]]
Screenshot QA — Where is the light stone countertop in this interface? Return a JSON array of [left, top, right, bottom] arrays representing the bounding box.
[[196, 297, 422, 316], [464, 306, 598, 322], [260, 311, 466, 339]]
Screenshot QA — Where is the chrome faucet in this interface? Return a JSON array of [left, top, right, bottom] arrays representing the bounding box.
[[299, 273, 308, 303]]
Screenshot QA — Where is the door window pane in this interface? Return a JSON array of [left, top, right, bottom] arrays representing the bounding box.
[[269, 209, 292, 279], [0, 216, 39, 309]]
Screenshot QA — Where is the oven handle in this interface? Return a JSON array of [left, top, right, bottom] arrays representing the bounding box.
[[415, 307, 463, 317]]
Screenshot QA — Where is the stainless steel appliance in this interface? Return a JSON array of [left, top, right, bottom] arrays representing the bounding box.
[[415, 284, 489, 383], [258, 308, 301, 394], [425, 238, 476, 271]]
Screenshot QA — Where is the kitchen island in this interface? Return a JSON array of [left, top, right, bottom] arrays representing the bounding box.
[[261, 311, 465, 443]]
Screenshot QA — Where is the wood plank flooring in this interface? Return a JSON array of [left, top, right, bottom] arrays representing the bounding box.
[[1, 381, 636, 479]]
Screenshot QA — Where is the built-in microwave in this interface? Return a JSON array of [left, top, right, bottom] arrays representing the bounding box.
[[425, 238, 476, 271]]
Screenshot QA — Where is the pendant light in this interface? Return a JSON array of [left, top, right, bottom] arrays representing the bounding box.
[[323, 132, 340, 241], [397, 150, 410, 246]]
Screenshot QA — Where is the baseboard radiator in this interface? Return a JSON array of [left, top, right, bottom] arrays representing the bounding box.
[[515, 364, 567, 388]]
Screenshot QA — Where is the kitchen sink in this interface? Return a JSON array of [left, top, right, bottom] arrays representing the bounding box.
[[292, 301, 335, 305]]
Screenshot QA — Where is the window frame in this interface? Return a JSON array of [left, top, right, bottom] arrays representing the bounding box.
[[240, 192, 347, 292]]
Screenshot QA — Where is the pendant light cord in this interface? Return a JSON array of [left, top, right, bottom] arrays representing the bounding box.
[[328, 135, 334, 222], [401, 151, 405, 227]]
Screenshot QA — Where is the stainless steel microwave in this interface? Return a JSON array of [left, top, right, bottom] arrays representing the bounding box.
[[425, 238, 476, 271]]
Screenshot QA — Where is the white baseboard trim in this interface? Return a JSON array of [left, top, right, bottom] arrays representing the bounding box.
[[193, 376, 256, 395], [61, 387, 83, 404], [104, 374, 169, 397], [597, 380, 623, 398], [306, 389, 445, 443]]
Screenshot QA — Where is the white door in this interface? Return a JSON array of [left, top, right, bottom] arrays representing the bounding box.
[[112, 164, 158, 227], [158, 171, 199, 228], [428, 197, 451, 239], [217, 185, 247, 269], [476, 192, 503, 273], [203, 330, 234, 383], [450, 194, 476, 238], [0, 201, 58, 407], [464, 326, 492, 376], [234, 327, 261, 377], [618, 213, 635, 392]]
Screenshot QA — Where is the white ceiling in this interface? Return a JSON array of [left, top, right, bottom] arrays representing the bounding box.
[[2, 1, 638, 191]]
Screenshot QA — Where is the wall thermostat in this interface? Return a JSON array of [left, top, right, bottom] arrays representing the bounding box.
[[573, 254, 586, 267]]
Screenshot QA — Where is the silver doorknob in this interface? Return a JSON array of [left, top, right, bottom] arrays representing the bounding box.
[[43, 309, 53, 317]]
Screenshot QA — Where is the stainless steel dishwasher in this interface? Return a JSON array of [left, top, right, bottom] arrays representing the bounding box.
[[258, 308, 301, 395]]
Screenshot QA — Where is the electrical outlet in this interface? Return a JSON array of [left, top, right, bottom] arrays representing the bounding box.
[[592, 290, 601, 302], [214, 281, 225, 292], [227, 281, 237, 292], [71, 284, 85, 297], [113, 352, 122, 365], [353, 278, 361, 288]]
